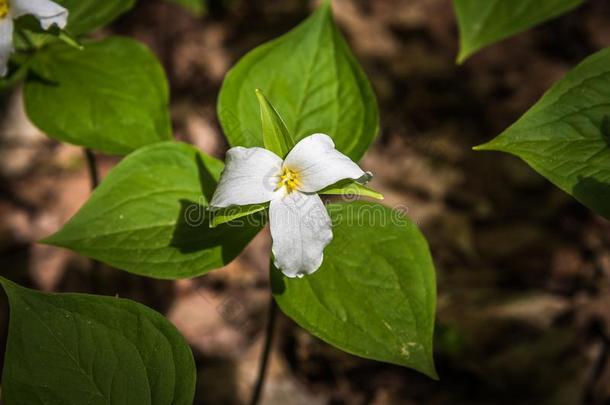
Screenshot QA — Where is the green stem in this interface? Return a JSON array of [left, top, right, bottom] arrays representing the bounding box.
[[249, 296, 278, 405], [84, 148, 102, 290], [84, 148, 99, 189]]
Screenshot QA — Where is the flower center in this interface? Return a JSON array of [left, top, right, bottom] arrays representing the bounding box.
[[0, 0, 8, 19], [277, 168, 300, 194]]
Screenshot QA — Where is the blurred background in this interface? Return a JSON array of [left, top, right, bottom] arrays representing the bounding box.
[[0, 0, 609, 403]]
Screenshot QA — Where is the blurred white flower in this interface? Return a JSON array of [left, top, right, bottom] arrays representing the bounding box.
[[0, 0, 68, 76], [210, 133, 369, 278]]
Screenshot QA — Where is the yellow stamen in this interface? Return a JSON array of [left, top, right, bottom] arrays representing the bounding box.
[[0, 0, 8, 19], [277, 168, 300, 194]]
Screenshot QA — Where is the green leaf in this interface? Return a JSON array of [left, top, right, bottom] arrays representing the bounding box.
[[256, 89, 295, 158], [218, 2, 378, 161], [0, 277, 195, 405], [165, 0, 207, 16], [475, 47, 610, 219], [44, 142, 262, 279], [319, 179, 384, 200], [56, 0, 137, 36], [210, 203, 268, 228], [24, 37, 172, 155], [272, 201, 437, 378], [454, 0, 583, 63]]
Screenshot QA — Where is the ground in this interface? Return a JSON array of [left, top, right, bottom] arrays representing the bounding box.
[[0, 0, 609, 404]]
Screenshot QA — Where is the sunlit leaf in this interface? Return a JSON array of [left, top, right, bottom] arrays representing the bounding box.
[[24, 37, 172, 155], [454, 0, 583, 63], [218, 2, 378, 161], [476, 47, 610, 219], [56, 0, 137, 36], [272, 201, 437, 378], [44, 142, 262, 279], [0, 277, 195, 405]]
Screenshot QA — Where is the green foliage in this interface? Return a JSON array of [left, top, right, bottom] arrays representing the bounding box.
[[24, 37, 172, 155], [218, 2, 379, 162], [44, 142, 262, 279], [9, 0, 439, 390], [476, 47, 610, 219], [256, 89, 295, 158], [272, 201, 437, 378], [454, 0, 583, 63], [0, 278, 195, 405], [56, 0, 137, 36]]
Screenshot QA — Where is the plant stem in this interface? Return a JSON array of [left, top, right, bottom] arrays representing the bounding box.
[[84, 148, 99, 189], [249, 296, 278, 405], [83, 148, 101, 289]]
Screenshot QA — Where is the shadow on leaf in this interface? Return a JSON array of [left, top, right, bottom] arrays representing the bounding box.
[[196, 154, 217, 202], [170, 155, 262, 263], [572, 176, 610, 220], [269, 263, 287, 295]]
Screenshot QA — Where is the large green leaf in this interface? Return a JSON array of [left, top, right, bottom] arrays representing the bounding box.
[[0, 278, 195, 405], [454, 0, 583, 63], [44, 142, 262, 279], [272, 201, 437, 378], [24, 37, 172, 155], [56, 0, 137, 36], [218, 2, 378, 162], [476, 47, 610, 219]]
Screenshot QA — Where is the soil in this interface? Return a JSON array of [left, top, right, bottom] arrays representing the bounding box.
[[0, 0, 609, 404]]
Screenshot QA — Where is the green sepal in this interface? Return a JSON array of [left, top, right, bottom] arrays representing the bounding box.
[[256, 89, 295, 158], [57, 30, 84, 50], [209, 203, 268, 228], [319, 179, 384, 200]]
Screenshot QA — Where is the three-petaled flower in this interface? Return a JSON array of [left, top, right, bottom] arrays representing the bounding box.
[[210, 133, 371, 278], [0, 0, 68, 76]]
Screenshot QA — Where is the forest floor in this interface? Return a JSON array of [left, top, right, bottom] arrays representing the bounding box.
[[0, 0, 609, 404]]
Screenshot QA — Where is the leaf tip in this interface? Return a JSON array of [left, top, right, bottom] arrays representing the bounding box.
[[472, 141, 497, 152], [427, 368, 440, 381], [412, 352, 438, 381], [365, 186, 384, 200], [38, 233, 58, 246], [456, 49, 469, 65], [255, 88, 267, 103], [38, 230, 70, 248]]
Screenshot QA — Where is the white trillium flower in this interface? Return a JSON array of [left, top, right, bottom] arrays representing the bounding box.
[[0, 0, 68, 76], [210, 133, 369, 278]]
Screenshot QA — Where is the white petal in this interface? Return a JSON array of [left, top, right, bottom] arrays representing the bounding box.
[[270, 192, 332, 278], [0, 18, 13, 77], [283, 133, 365, 192], [11, 0, 68, 30], [210, 146, 283, 207]]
